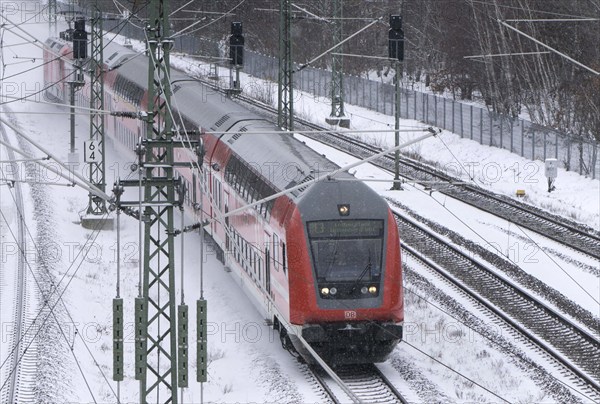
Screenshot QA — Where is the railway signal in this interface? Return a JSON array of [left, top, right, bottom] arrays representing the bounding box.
[[229, 21, 244, 93], [229, 22, 244, 66], [388, 15, 404, 62], [72, 17, 87, 59], [389, 15, 405, 189]]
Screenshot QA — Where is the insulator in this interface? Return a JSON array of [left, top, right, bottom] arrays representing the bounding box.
[[113, 298, 124, 381], [134, 297, 147, 380], [196, 299, 207, 383], [178, 304, 189, 387]]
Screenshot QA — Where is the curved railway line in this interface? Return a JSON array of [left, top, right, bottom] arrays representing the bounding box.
[[0, 120, 36, 404], [393, 207, 600, 399]]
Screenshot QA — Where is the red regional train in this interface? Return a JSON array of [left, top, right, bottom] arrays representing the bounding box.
[[43, 35, 403, 364]]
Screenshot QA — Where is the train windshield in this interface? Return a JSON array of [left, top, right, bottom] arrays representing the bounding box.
[[307, 220, 384, 282]]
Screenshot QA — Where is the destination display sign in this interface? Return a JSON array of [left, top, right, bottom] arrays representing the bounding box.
[[307, 220, 384, 239]]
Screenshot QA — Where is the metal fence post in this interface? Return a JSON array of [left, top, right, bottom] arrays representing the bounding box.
[[500, 117, 503, 149], [443, 98, 446, 129], [521, 121, 525, 157], [489, 114, 493, 146], [413, 90, 417, 120], [470, 105, 473, 139], [434, 96, 437, 126], [592, 142, 597, 179], [452, 100, 455, 133], [460, 103, 464, 138], [510, 119, 513, 152], [480, 108, 483, 144], [376, 81, 380, 113], [532, 130, 535, 160]]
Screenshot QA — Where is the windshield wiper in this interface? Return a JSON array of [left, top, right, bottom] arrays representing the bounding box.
[[350, 249, 372, 292], [321, 240, 339, 281]]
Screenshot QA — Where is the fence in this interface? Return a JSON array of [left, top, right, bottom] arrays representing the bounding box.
[[104, 20, 599, 180]]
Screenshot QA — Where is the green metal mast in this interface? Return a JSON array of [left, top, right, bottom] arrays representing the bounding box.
[[277, 0, 293, 130], [84, 7, 109, 220], [141, 0, 179, 401], [326, 0, 349, 128]]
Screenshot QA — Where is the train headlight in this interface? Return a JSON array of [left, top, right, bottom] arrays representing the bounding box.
[[361, 286, 368, 294], [321, 287, 330, 296], [368, 286, 377, 294], [330, 287, 338, 295], [337, 204, 350, 216]]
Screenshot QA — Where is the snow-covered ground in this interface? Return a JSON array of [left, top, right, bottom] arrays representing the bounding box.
[[0, 4, 598, 403]]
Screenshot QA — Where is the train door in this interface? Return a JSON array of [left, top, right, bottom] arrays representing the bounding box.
[[224, 193, 230, 251], [192, 172, 197, 208], [265, 245, 271, 295], [211, 175, 222, 235]]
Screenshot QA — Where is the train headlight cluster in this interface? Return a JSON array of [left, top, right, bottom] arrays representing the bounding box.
[[321, 287, 338, 296], [368, 286, 377, 294]]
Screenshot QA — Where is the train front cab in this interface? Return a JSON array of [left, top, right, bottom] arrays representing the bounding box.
[[285, 179, 403, 365]]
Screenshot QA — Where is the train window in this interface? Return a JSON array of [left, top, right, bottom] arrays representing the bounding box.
[[217, 180, 222, 210], [258, 253, 263, 282], [272, 234, 279, 270], [192, 173, 197, 206], [282, 242, 287, 275]]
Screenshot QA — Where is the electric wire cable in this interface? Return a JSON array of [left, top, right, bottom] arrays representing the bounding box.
[[0, 115, 120, 401], [434, 134, 599, 304]]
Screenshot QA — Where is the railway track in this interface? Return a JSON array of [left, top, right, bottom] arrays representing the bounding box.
[[230, 91, 600, 262], [309, 363, 409, 404], [393, 208, 600, 399], [0, 121, 37, 404]]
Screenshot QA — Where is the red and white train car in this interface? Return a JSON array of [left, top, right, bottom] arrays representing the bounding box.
[[44, 37, 404, 364]]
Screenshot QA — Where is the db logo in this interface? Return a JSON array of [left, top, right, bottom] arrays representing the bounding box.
[[344, 311, 357, 319]]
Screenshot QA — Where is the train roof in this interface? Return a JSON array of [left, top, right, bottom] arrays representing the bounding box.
[[57, 38, 356, 199], [99, 40, 352, 197]]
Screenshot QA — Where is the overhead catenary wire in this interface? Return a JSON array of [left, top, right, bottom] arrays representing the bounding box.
[[401, 283, 593, 401], [0, 210, 98, 404], [469, 0, 597, 20], [139, 37, 441, 399], [170, 0, 248, 38], [497, 19, 600, 75], [432, 135, 599, 304], [0, 116, 112, 201], [181, 129, 437, 233], [123, 17, 587, 401], [0, 210, 114, 397]]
